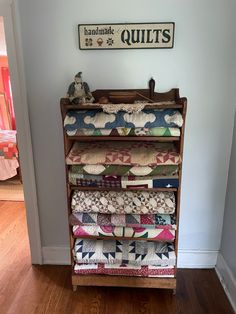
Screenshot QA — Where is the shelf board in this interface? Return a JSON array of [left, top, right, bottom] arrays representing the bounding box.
[[67, 136, 180, 142], [72, 274, 176, 289], [72, 235, 175, 242], [64, 104, 183, 110], [70, 185, 178, 192]]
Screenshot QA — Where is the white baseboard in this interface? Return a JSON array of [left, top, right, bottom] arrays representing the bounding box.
[[215, 253, 236, 313], [178, 249, 218, 268], [42, 246, 218, 268]]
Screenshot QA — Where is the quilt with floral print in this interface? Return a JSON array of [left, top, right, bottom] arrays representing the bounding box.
[[72, 225, 175, 241]]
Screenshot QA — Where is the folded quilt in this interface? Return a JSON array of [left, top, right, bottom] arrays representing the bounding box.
[[0, 130, 18, 160], [66, 141, 181, 166], [64, 109, 183, 130], [69, 172, 179, 189], [72, 190, 175, 214], [74, 263, 175, 278], [73, 238, 176, 266], [70, 164, 179, 177], [66, 127, 180, 137], [72, 225, 175, 241], [70, 212, 176, 229]]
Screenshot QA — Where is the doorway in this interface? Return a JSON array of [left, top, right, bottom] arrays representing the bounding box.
[[0, 2, 42, 264], [0, 16, 24, 201]]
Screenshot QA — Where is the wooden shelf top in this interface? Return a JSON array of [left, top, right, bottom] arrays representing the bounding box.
[[67, 135, 180, 142], [63, 103, 183, 110], [70, 185, 178, 192]]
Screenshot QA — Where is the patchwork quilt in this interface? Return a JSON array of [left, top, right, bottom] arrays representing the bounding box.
[[71, 190, 175, 214], [73, 238, 176, 266], [69, 212, 176, 229], [68, 172, 179, 189], [64, 109, 183, 130], [70, 164, 179, 177], [0, 130, 18, 160], [66, 127, 180, 137], [74, 263, 175, 278], [72, 225, 175, 241], [66, 142, 181, 166]]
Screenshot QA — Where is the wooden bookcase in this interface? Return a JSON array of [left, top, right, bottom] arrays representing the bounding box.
[[60, 80, 187, 292]]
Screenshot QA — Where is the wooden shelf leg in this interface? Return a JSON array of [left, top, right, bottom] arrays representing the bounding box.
[[72, 285, 77, 292]]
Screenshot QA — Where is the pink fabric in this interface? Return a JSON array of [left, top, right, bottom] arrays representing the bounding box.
[[72, 225, 175, 241], [0, 158, 19, 180], [1, 67, 15, 130], [74, 263, 175, 277], [0, 130, 18, 159]]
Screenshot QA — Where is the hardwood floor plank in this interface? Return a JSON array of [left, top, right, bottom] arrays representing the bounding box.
[[0, 201, 234, 314]]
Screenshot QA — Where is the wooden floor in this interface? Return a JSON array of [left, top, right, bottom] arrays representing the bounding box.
[[0, 201, 234, 314]]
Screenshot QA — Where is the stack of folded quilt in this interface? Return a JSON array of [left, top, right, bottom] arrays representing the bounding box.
[[65, 108, 183, 278], [64, 108, 183, 137]]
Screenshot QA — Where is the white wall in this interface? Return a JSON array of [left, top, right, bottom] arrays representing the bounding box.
[[17, 0, 236, 262]]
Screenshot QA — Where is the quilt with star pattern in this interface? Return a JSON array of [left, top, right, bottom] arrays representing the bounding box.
[[66, 141, 181, 166], [71, 190, 175, 214], [73, 238, 176, 266]]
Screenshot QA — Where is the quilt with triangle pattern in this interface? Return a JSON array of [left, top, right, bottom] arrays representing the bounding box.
[[69, 212, 176, 229], [71, 190, 175, 214], [66, 127, 180, 137], [66, 141, 181, 166], [72, 225, 175, 241], [73, 238, 176, 266], [73, 263, 175, 278]]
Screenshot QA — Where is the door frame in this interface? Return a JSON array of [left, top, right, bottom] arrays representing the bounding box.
[[0, 0, 42, 264]]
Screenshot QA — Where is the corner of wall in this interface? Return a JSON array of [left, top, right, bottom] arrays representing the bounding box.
[[215, 253, 236, 313]]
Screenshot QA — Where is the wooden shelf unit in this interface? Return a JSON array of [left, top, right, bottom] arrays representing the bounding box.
[[69, 185, 178, 192], [71, 274, 176, 290], [61, 81, 187, 292], [66, 135, 180, 142], [71, 234, 177, 242]]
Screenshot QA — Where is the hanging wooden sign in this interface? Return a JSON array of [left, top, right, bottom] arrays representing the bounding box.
[[78, 23, 175, 50]]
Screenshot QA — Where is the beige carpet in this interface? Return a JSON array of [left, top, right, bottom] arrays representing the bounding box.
[[0, 180, 24, 201]]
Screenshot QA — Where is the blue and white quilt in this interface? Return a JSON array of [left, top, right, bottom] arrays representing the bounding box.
[[64, 109, 183, 131]]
